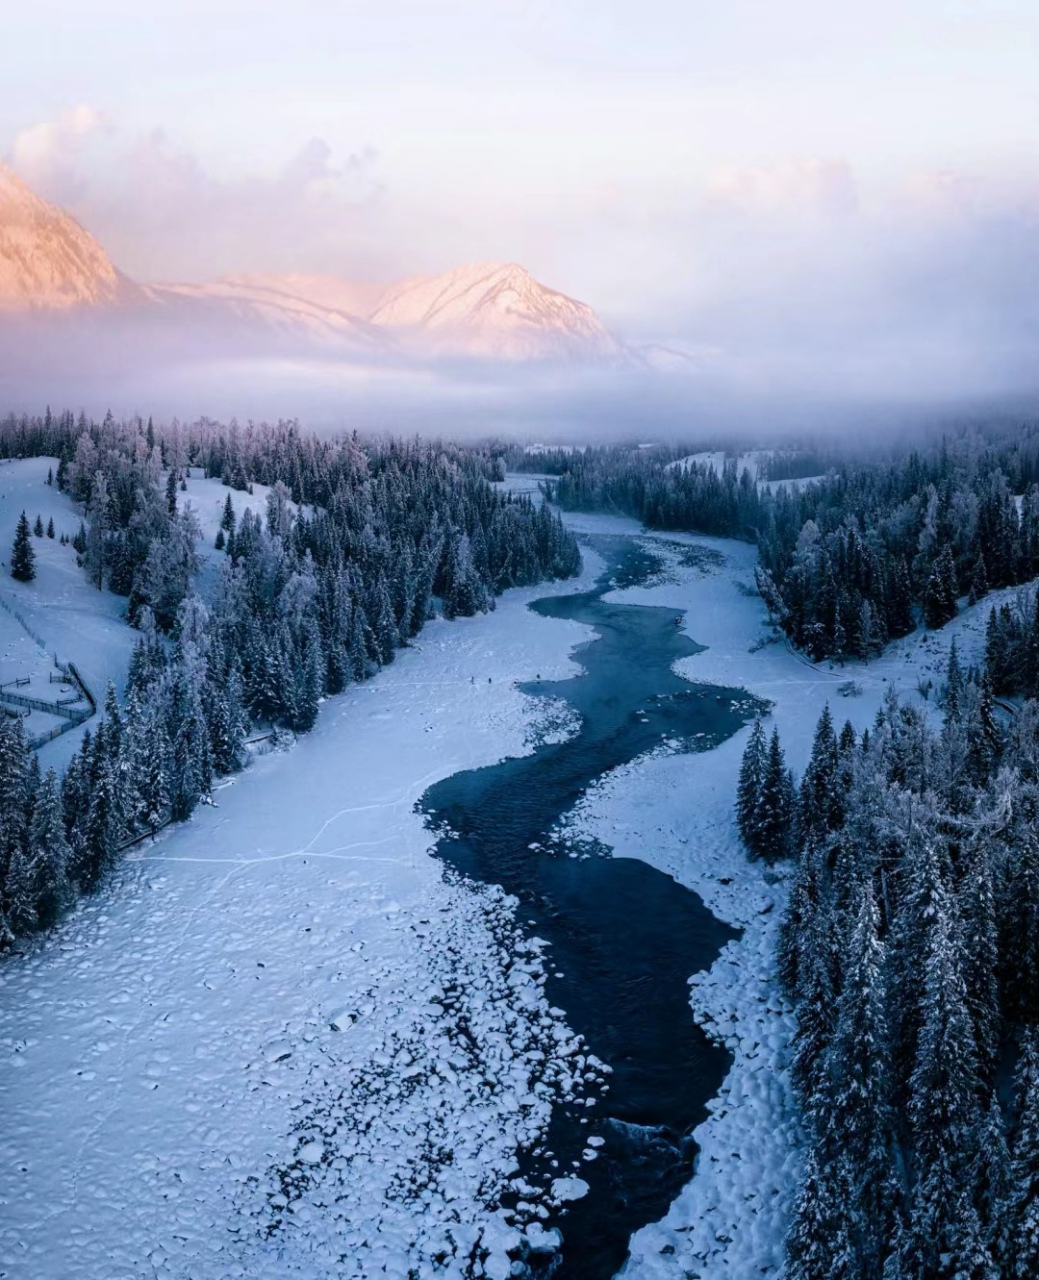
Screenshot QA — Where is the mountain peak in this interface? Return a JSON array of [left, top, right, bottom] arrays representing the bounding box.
[[0, 164, 127, 311], [0, 172, 621, 363], [369, 261, 622, 361]]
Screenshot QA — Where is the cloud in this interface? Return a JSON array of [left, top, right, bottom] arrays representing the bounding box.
[[7, 111, 388, 283], [9, 104, 111, 194], [704, 157, 858, 218]]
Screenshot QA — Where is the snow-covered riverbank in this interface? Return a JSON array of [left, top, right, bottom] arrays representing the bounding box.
[[555, 512, 1013, 1279]]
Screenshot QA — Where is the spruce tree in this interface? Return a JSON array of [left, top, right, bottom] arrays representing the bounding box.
[[28, 769, 73, 928], [1003, 1029, 1039, 1279], [10, 511, 36, 582], [46, 516, 54, 539], [904, 879, 990, 1280], [220, 491, 236, 535], [736, 719, 767, 850], [799, 704, 842, 839], [758, 726, 794, 860], [825, 884, 898, 1274], [785, 1148, 841, 1280]]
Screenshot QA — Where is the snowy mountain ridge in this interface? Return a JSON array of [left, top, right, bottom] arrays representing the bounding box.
[[0, 171, 622, 363]]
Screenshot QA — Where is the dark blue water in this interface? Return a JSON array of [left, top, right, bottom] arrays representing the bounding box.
[[421, 537, 759, 1279]]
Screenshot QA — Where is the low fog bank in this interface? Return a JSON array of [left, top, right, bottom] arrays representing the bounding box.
[[1, 309, 1037, 447]]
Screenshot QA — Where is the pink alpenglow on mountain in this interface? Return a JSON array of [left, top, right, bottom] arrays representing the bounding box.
[[229, 263, 622, 362], [368, 263, 622, 361], [0, 169, 622, 365], [0, 164, 132, 311]]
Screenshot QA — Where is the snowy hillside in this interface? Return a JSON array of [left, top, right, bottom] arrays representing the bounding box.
[[0, 457, 136, 767], [144, 280, 394, 355]]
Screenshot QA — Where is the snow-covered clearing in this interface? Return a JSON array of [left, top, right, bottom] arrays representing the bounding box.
[[550, 511, 1011, 1279], [0, 457, 135, 767], [0, 541, 613, 1280]]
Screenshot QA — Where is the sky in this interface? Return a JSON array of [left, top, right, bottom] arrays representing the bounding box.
[[2, 1, 1038, 416]]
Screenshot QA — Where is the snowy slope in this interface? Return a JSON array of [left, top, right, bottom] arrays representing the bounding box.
[[0, 457, 136, 768], [226, 273, 387, 320], [144, 280, 394, 355], [0, 165, 133, 311]]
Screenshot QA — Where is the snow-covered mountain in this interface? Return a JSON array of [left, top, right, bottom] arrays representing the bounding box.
[[369, 262, 620, 361], [142, 279, 393, 356], [0, 171, 622, 364], [209, 263, 622, 362], [0, 164, 135, 311]]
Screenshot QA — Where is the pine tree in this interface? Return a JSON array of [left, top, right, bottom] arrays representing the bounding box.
[[923, 547, 958, 629], [220, 491, 236, 535], [1003, 1029, 1039, 1279], [825, 885, 896, 1267], [904, 877, 990, 1280], [46, 516, 54, 539], [28, 769, 74, 928], [958, 835, 1001, 1086], [799, 704, 842, 839], [791, 893, 838, 1108], [758, 726, 794, 859], [736, 719, 766, 850], [786, 1148, 843, 1280], [969, 554, 989, 605], [10, 511, 36, 582], [33, 513, 43, 537]]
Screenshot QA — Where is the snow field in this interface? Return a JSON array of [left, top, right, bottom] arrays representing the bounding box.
[[0, 540, 606, 1280]]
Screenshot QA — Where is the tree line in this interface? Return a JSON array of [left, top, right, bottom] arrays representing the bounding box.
[[0, 412, 581, 947], [737, 658, 1039, 1277], [536, 429, 1039, 662]]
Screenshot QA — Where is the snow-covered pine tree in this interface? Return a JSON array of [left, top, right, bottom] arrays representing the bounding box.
[[1003, 1028, 1039, 1279], [790, 888, 839, 1111], [785, 1147, 842, 1280], [758, 726, 794, 860], [736, 719, 766, 850], [904, 875, 991, 1280], [824, 883, 898, 1275], [220, 491, 236, 535], [28, 768, 73, 928], [798, 704, 842, 840], [10, 511, 36, 582]]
